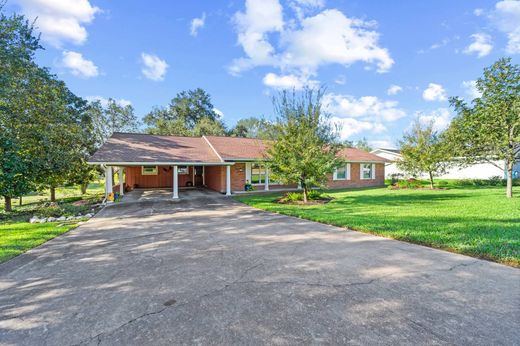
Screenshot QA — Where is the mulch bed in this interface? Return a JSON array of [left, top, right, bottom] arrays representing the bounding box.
[[277, 197, 333, 205]]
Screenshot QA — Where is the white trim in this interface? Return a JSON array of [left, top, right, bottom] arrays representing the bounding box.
[[360, 163, 375, 180], [202, 166, 205, 185], [265, 167, 269, 191], [333, 165, 348, 180], [245, 162, 252, 184], [202, 136, 225, 162], [226, 165, 231, 196], [105, 166, 113, 203], [347, 163, 351, 180], [89, 161, 233, 166], [119, 167, 124, 196], [173, 165, 179, 199], [371, 163, 376, 179]]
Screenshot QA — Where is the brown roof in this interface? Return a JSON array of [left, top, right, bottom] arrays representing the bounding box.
[[337, 147, 389, 162], [88, 133, 222, 163], [204, 136, 270, 160], [89, 133, 388, 164]]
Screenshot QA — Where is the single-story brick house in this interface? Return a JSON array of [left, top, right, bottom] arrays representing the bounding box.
[[88, 132, 388, 199]]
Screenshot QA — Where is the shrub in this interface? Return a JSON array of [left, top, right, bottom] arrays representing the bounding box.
[[280, 190, 326, 202], [487, 176, 504, 186], [307, 190, 323, 200], [396, 179, 422, 189]]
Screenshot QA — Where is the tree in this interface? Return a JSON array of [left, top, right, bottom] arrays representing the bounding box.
[[89, 99, 139, 145], [229, 117, 277, 139], [397, 120, 450, 189], [354, 137, 372, 152], [266, 89, 343, 203], [0, 7, 42, 211], [144, 88, 220, 136], [448, 57, 519, 198]]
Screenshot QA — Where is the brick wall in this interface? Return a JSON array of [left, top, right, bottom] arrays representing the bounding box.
[[204, 165, 225, 193], [326, 163, 385, 189]]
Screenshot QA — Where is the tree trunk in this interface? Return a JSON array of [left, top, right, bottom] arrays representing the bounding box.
[[4, 196, 12, 212], [429, 172, 434, 189], [80, 182, 88, 195], [19, 196, 22, 206], [50, 186, 56, 202], [506, 161, 513, 198], [303, 186, 308, 203]]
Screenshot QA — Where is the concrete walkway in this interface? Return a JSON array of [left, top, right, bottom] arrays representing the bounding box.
[[0, 194, 519, 345]]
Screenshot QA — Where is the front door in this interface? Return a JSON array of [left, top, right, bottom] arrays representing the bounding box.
[[194, 166, 203, 187]]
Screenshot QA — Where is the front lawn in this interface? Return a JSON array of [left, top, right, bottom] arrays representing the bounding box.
[[0, 182, 104, 263], [0, 222, 78, 262], [236, 186, 520, 267]]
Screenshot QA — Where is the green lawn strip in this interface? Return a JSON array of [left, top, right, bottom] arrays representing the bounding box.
[[236, 186, 520, 267], [0, 221, 80, 263]]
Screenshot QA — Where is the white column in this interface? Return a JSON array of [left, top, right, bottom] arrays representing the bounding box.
[[105, 166, 113, 202], [119, 167, 124, 196], [264, 167, 269, 191], [202, 166, 205, 185], [173, 165, 179, 199], [226, 165, 231, 196]]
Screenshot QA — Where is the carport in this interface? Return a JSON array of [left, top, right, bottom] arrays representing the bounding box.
[[87, 133, 234, 201]]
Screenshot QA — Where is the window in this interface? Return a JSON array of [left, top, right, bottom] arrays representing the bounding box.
[[333, 164, 350, 180], [361, 164, 375, 180], [178, 166, 189, 175], [142, 166, 158, 175], [251, 163, 266, 184], [335, 167, 346, 180]]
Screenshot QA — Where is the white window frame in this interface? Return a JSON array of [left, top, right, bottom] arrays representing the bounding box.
[[333, 164, 351, 181], [178, 165, 189, 175], [360, 163, 376, 180], [250, 163, 266, 185], [141, 166, 158, 175]]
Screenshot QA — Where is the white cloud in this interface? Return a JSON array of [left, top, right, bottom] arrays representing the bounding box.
[[230, 0, 284, 75], [332, 117, 386, 139], [422, 83, 447, 102], [190, 12, 206, 37], [140, 53, 168, 81], [491, 0, 520, 54], [334, 75, 346, 85], [85, 96, 132, 107], [16, 0, 99, 47], [387, 84, 402, 95], [463, 33, 493, 57], [213, 108, 224, 118], [324, 94, 406, 122], [416, 108, 452, 132], [474, 8, 484, 16], [323, 93, 405, 139], [61, 51, 98, 78], [292, 0, 325, 8], [461, 80, 482, 99], [230, 2, 393, 77], [369, 139, 396, 149], [262, 72, 319, 90]]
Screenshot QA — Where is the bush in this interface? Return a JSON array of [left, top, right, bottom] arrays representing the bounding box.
[[280, 190, 325, 202], [396, 179, 422, 189]]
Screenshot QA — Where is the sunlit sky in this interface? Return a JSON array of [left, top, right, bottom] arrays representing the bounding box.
[[6, 0, 520, 147]]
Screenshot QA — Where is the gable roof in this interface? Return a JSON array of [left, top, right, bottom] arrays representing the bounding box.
[[371, 148, 401, 155], [204, 136, 269, 160], [88, 132, 222, 164], [89, 133, 389, 164], [337, 147, 390, 162]]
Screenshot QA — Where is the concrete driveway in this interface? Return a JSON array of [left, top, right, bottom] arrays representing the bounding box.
[[0, 193, 519, 345]]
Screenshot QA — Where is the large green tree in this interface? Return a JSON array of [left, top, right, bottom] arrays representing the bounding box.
[[0, 8, 42, 211], [397, 120, 451, 189], [266, 89, 343, 202], [229, 117, 277, 139], [143, 88, 225, 136], [448, 57, 519, 198]]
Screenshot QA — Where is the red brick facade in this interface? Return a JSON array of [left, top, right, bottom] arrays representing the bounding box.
[[123, 162, 385, 193], [326, 163, 385, 189]]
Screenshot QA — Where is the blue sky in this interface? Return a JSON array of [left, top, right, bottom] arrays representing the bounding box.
[[6, 0, 520, 148]]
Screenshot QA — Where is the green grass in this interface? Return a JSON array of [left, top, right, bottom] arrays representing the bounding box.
[[0, 182, 105, 263], [0, 182, 105, 210], [0, 221, 79, 263], [236, 186, 520, 267]]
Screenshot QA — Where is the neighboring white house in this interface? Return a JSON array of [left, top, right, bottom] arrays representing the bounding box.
[[371, 148, 519, 179]]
